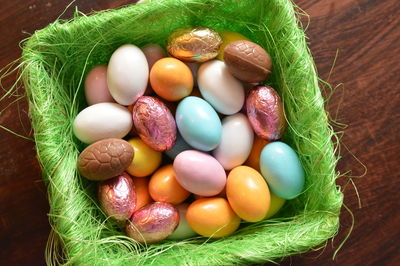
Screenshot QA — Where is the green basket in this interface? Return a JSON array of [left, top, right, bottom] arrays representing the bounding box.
[[21, 0, 343, 264]]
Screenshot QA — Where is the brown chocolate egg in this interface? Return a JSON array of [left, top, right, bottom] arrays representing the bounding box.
[[98, 173, 136, 221], [167, 26, 222, 62], [224, 40, 272, 83], [126, 202, 179, 244], [77, 138, 134, 181], [132, 96, 177, 152], [246, 85, 286, 140]]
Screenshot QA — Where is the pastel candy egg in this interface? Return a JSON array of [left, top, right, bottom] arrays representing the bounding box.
[[107, 44, 148, 105], [198, 60, 245, 115], [84, 65, 115, 105], [173, 150, 226, 196], [126, 138, 162, 177], [167, 203, 198, 240], [226, 166, 270, 222], [98, 173, 136, 221], [260, 142, 305, 200], [265, 192, 286, 219], [73, 103, 132, 144], [245, 136, 269, 171], [142, 44, 166, 70], [149, 165, 190, 205], [176, 96, 221, 151], [132, 96, 176, 152], [132, 177, 152, 211], [150, 57, 193, 101], [186, 198, 240, 238], [213, 113, 254, 170], [246, 85, 286, 141]]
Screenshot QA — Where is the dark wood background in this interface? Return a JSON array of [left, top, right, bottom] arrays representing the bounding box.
[[0, 0, 399, 265]]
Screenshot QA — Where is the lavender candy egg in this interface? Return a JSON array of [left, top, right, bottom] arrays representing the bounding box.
[[132, 96, 177, 152], [126, 202, 179, 244], [246, 85, 286, 140], [98, 173, 136, 221]]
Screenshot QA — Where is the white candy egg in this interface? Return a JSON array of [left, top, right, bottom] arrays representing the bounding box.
[[107, 44, 149, 105], [213, 113, 254, 170], [73, 103, 132, 144], [198, 60, 244, 115]]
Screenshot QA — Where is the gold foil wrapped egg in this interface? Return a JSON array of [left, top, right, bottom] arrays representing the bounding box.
[[167, 26, 222, 62]]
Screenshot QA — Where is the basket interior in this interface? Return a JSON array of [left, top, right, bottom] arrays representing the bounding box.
[[22, 0, 343, 264]]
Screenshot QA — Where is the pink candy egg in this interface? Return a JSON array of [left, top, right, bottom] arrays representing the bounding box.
[[173, 150, 226, 196], [84, 65, 115, 105], [98, 173, 136, 221]]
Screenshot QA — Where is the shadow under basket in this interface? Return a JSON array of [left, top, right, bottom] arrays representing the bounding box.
[[21, 0, 343, 264]]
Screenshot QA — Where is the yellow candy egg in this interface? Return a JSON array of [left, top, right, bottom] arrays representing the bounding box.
[[186, 198, 240, 238], [126, 138, 162, 177], [217, 30, 250, 61], [265, 192, 286, 219], [226, 166, 270, 222]]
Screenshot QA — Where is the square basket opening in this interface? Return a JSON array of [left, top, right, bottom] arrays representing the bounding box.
[[22, 0, 342, 264]]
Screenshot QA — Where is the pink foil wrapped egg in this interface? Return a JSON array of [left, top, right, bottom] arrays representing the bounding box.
[[98, 173, 136, 221], [126, 202, 179, 244], [246, 85, 286, 140], [132, 96, 177, 152]]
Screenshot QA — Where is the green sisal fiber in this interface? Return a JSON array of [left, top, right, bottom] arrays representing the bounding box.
[[16, 0, 344, 264]]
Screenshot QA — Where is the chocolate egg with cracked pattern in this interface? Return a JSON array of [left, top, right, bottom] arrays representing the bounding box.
[[98, 173, 136, 221], [126, 202, 179, 244], [132, 96, 177, 152], [77, 138, 134, 181], [224, 40, 272, 83]]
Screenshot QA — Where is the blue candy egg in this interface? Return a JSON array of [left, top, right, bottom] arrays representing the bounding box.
[[176, 96, 222, 151], [260, 141, 305, 200]]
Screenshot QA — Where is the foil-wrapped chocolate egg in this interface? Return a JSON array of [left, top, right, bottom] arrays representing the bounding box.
[[98, 173, 136, 221], [126, 202, 179, 244], [246, 85, 286, 140], [132, 96, 177, 152], [167, 26, 222, 62]]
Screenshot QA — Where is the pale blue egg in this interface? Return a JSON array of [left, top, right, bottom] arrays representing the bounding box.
[[176, 96, 222, 151], [260, 141, 305, 200]]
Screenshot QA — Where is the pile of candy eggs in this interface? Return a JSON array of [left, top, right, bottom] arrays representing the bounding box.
[[74, 27, 305, 244]]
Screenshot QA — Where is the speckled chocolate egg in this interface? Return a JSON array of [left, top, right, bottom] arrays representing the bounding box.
[[98, 173, 136, 221], [167, 26, 222, 62], [246, 85, 286, 140], [77, 138, 134, 181], [224, 40, 272, 83], [126, 202, 179, 244], [132, 96, 177, 152]]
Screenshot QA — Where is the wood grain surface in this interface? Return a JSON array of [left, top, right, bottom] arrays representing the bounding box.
[[0, 0, 399, 265]]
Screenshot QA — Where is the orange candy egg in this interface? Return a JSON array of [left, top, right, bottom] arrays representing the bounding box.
[[132, 177, 152, 211], [150, 57, 193, 101], [186, 198, 241, 238], [149, 165, 191, 204], [226, 166, 270, 222], [245, 136, 269, 171]]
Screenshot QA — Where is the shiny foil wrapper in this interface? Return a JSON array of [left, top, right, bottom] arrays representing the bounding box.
[[167, 26, 222, 62], [132, 96, 177, 152], [98, 173, 136, 221], [246, 85, 286, 140], [126, 202, 179, 244]]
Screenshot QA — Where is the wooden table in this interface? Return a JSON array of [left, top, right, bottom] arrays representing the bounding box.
[[0, 0, 399, 265]]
